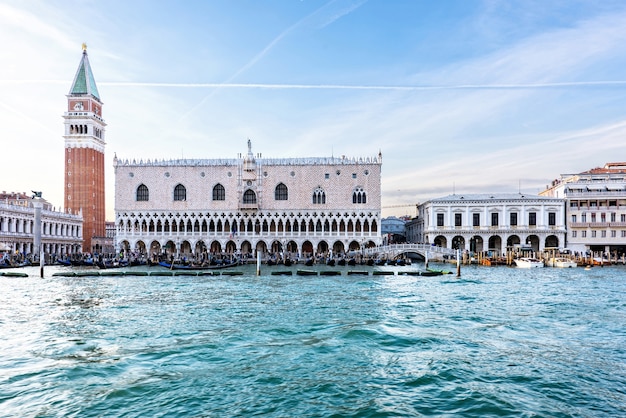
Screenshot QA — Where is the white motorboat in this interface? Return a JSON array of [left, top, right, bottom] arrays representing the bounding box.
[[546, 257, 577, 268], [514, 257, 544, 268]]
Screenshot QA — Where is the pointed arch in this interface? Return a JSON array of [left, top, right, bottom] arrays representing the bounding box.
[[275, 183, 288, 200], [312, 187, 326, 204], [243, 189, 257, 204], [212, 183, 225, 201], [174, 184, 186, 201], [352, 187, 366, 204]]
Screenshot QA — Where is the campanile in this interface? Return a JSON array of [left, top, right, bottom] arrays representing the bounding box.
[[63, 44, 106, 253]]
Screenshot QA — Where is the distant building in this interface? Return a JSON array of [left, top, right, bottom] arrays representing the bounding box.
[[405, 217, 420, 244], [381, 216, 406, 244], [91, 221, 116, 255], [416, 193, 566, 253], [114, 142, 382, 258], [0, 192, 82, 256], [63, 45, 106, 253], [540, 162, 626, 256]]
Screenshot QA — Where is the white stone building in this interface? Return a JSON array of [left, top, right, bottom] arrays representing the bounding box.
[[0, 192, 83, 256], [415, 193, 566, 253], [540, 162, 626, 256], [114, 142, 382, 259]]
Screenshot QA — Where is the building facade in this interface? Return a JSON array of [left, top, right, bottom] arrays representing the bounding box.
[[540, 162, 626, 256], [381, 216, 407, 244], [0, 192, 83, 256], [405, 217, 420, 244], [416, 193, 566, 254], [114, 142, 382, 259], [63, 45, 106, 253]]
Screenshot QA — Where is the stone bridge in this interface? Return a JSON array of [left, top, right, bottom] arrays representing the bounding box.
[[363, 244, 457, 261]]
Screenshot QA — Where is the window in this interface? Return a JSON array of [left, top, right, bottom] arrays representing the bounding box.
[[548, 212, 556, 226], [591, 213, 596, 222], [212, 184, 225, 201], [275, 183, 288, 201], [582, 213, 587, 222], [472, 213, 480, 227], [582, 230, 587, 238], [601, 230, 606, 238], [136, 184, 149, 201], [611, 230, 616, 238], [572, 231, 577, 238], [622, 214, 626, 222], [510, 213, 517, 226], [243, 189, 257, 204], [174, 184, 186, 201], [622, 230, 626, 238], [611, 213, 616, 222], [325, 173, 329, 179], [455, 213, 462, 227], [529, 212, 536, 226], [437, 213, 444, 227], [491, 213, 498, 227], [312, 187, 326, 204], [571, 215, 577, 223], [352, 187, 366, 204], [591, 230, 596, 238], [601, 213, 606, 223]]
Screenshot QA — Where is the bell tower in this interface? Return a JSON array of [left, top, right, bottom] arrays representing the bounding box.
[[63, 44, 106, 253]]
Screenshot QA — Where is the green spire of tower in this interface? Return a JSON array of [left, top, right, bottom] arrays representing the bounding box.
[[69, 43, 101, 100]]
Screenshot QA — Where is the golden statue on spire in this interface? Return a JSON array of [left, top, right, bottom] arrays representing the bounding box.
[[82, 42, 87, 51]]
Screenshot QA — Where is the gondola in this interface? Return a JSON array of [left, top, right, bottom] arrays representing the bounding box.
[[96, 260, 130, 269]]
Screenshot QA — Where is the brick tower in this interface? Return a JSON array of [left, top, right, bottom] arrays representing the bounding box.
[[63, 44, 106, 253]]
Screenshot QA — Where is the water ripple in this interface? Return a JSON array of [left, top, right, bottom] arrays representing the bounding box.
[[0, 265, 624, 417]]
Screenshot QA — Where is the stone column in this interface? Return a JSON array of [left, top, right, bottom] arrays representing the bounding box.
[[33, 199, 42, 261]]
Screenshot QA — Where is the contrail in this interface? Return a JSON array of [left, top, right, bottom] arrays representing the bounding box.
[[99, 80, 626, 90], [3, 80, 626, 90], [178, 0, 365, 121]]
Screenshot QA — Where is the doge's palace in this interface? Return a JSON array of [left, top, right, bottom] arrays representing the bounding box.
[[114, 141, 382, 259]]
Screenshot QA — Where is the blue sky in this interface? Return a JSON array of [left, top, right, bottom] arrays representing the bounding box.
[[1, 0, 626, 220]]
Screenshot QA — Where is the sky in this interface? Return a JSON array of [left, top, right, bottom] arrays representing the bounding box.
[[1, 0, 626, 221]]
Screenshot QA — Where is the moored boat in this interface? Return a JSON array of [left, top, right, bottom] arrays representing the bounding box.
[[514, 257, 544, 268], [546, 257, 577, 268]]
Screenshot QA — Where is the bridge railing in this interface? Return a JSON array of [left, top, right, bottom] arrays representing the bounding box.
[[363, 244, 457, 259]]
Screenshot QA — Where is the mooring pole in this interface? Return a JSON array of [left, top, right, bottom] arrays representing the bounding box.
[[456, 249, 461, 277], [256, 250, 261, 276], [425, 250, 429, 269]]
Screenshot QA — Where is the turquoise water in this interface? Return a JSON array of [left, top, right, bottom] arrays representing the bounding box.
[[1, 264, 624, 417]]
